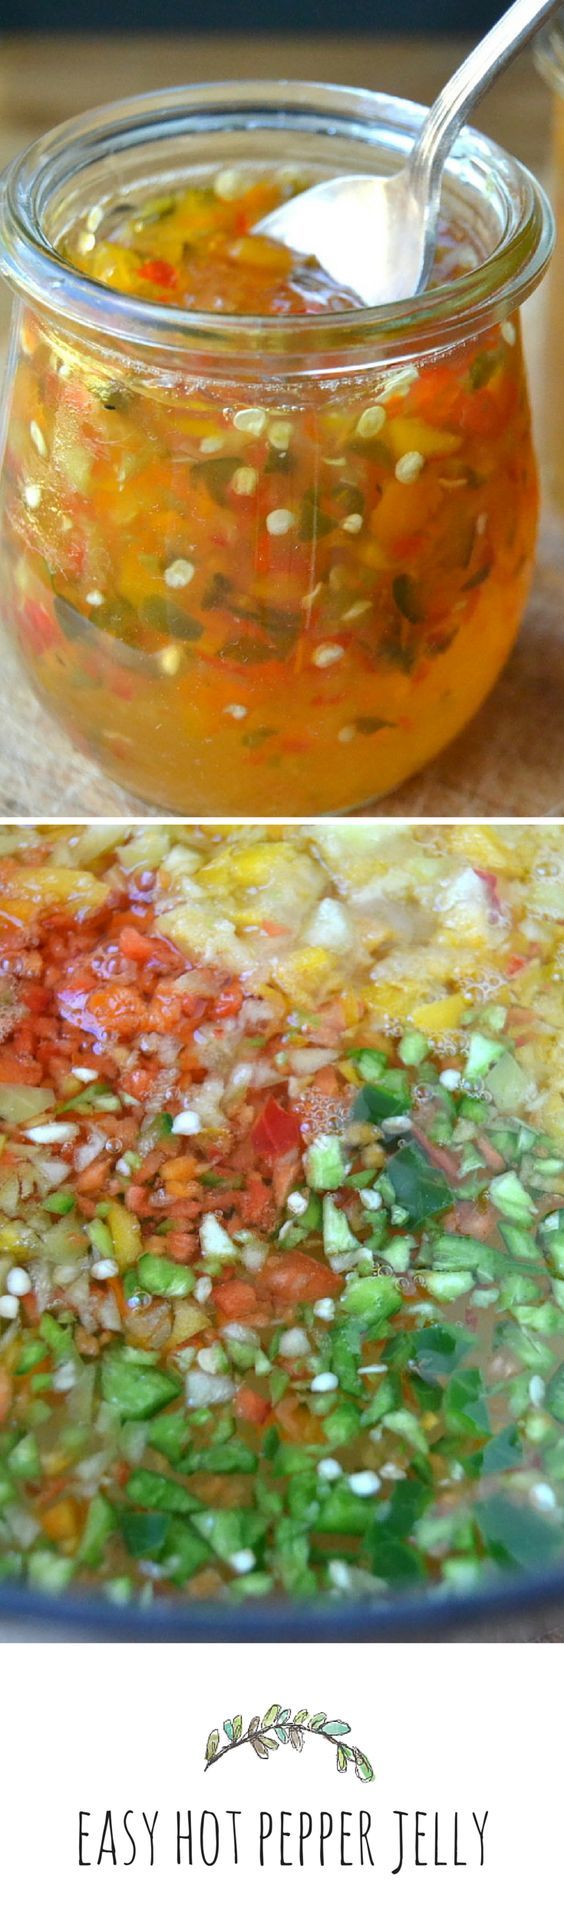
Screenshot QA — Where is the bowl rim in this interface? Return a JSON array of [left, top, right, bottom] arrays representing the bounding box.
[[2, 1557, 564, 1641]]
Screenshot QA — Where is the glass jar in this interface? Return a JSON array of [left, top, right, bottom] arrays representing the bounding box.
[[0, 83, 554, 817]]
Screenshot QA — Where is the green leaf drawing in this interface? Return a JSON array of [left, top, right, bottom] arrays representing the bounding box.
[[204, 1702, 374, 1783]]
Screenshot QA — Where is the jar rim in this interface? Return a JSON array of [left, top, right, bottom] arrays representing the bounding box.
[[0, 79, 554, 369]]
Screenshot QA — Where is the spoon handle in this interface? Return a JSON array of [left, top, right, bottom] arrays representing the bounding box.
[[412, 0, 560, 203]]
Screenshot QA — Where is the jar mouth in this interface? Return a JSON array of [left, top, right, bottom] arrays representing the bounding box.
[[0, 79, 554, 369]]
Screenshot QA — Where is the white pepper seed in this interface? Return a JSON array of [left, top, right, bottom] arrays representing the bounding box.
[[231, 466, 258, 496], [164, 559, 195, 589], [356, 404, 386, 439], [312, 644, 344, 668], [395, 451, 425, 484], [379, 364, 418, 401], [268, 420, 293, 450], [343, 600, 371, 622], [265, 508, 295, 536], [214, 168, 244, 201], [233, 407, 267, 437]]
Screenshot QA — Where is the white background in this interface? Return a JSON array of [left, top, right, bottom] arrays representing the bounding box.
[[1, 1643, 559, 1915]]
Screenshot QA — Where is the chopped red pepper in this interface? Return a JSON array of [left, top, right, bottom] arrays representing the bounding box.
[[213, 983, 244, 1021], [138, 258, 178, 289], [251, 1095, 302, 1160]]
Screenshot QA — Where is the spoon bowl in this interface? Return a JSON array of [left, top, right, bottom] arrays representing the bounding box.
[[256, 0, 560, 305], [255, 168, 428, 307]]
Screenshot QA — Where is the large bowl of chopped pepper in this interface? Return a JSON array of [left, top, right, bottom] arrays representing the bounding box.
[[0, 822, 564, 1638]]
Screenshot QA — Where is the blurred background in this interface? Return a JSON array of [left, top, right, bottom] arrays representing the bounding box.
[[3, 1, 501, 33]]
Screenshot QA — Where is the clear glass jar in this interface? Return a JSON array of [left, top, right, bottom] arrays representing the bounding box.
[[0, 83, 554, 816]]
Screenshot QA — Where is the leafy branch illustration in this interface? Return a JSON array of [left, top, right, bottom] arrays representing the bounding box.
[[204, 1705, 374, 1782]]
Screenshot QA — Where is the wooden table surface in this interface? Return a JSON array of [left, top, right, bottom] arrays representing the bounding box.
[[0, 33, 562, 820]]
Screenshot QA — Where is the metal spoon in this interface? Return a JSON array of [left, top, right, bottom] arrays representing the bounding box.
[[256, 0, 559, 306]]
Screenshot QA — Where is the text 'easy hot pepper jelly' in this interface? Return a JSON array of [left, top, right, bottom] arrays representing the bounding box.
[[0, 84, 554, 815]]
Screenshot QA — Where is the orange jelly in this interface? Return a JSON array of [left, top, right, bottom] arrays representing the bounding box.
[[0, 86, 553, 813]]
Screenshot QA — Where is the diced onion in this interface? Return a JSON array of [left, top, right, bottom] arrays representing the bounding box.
[[240, 1241, 268, 1273], [185, 1372, 235, 1407], [75, 1128, 105, 1171], [25, 1122, 77, 1145], [35, 1155, 71, 1189], [97, 1293, 122, 1332], [287, 1046, 338, 1076], [7, 1509, 41, 1548], [0, 1085, 55, 1123], [279, 1327, 311, 1357], [222, 1321, 259, 1345]]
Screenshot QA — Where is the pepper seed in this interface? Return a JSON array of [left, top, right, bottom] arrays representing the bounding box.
[[164, 559, 195, 588], [395, 451, 425, 484], [266, 508, 295, 536], [233, 407, 267, 437], [313, 644, 344, 668]]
